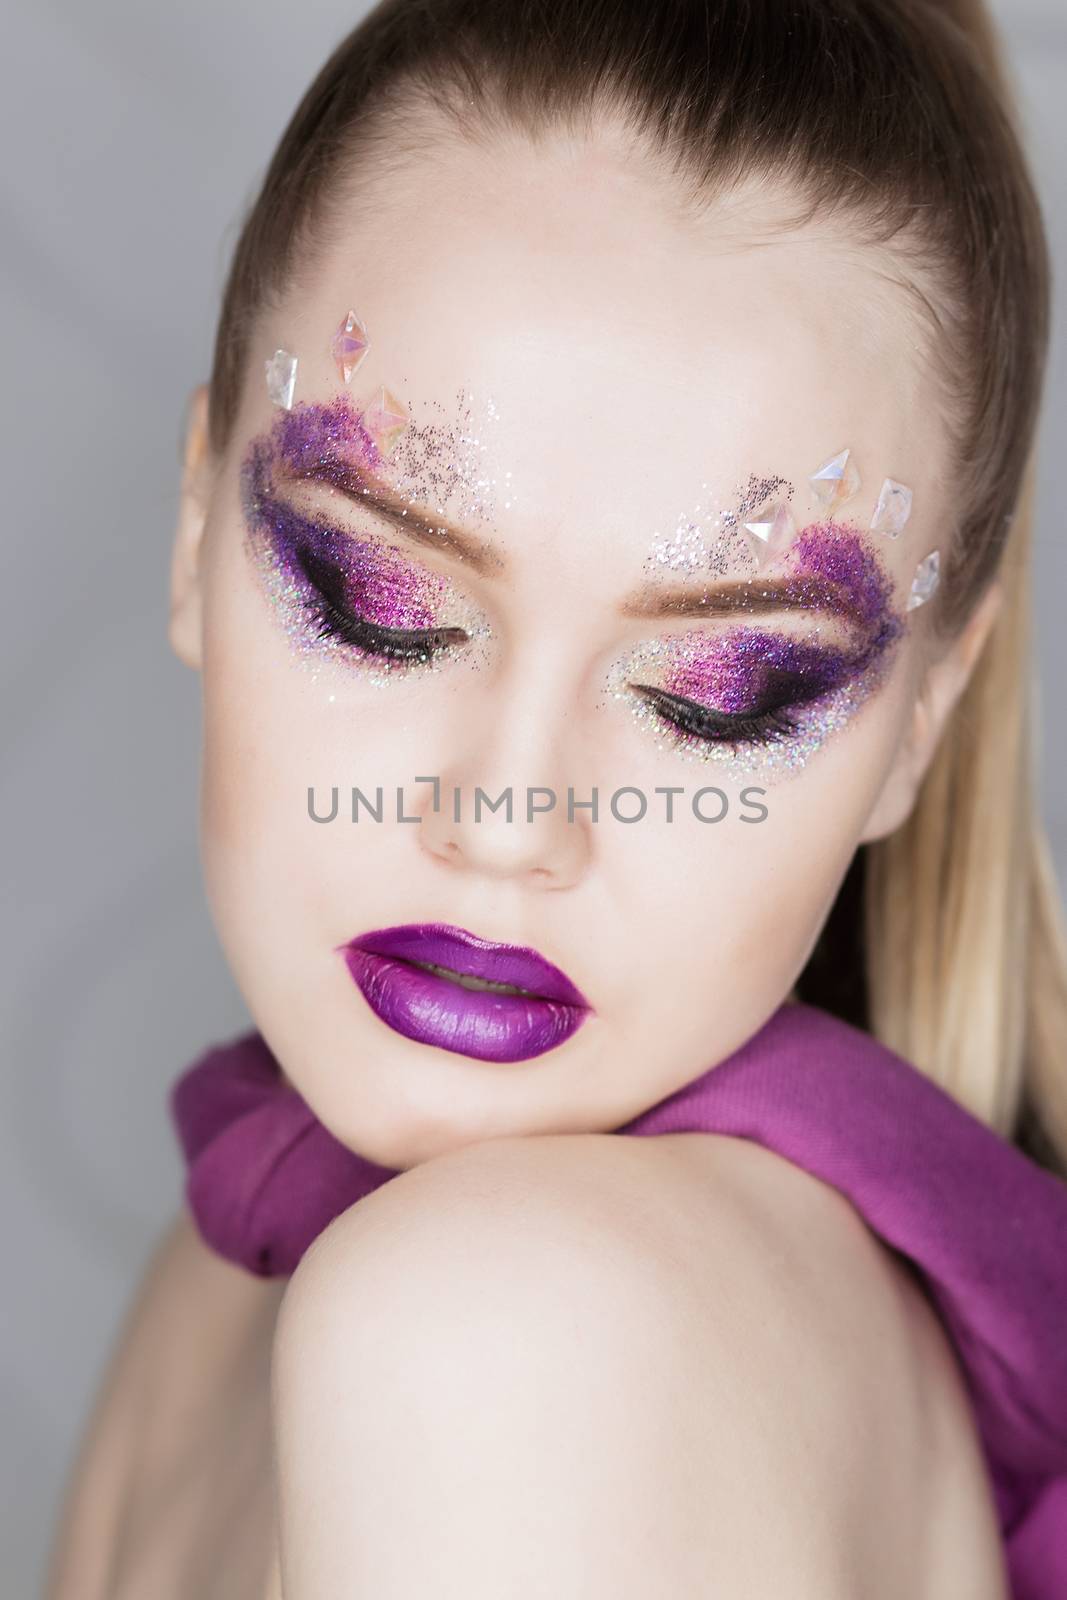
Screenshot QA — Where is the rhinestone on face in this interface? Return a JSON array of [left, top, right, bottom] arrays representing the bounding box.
[[362, 386, 408, 455], [871, 477, 914, 538], [809, 448, 861, 510], [331, 311, 370, 384], [743, 500, 797, 569], [265, 349, 298, 410], [907, 549, 940, 611]]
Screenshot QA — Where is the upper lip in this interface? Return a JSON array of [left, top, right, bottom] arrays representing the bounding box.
[[342, 923, 590, 1008]]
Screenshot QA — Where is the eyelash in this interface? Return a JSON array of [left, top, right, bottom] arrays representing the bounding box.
[[297, 543, 468, 664], [295, 543, 808, 749], [630, 683, 801, 748]]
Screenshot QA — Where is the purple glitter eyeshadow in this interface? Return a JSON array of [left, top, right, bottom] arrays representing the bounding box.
[[266, 394, 383, 486], [240, 399, 490, 675], [243, 427, 444, 632], [666, 630, 851, 715], [787, 522, 901, 646], [614, 520, 907, 778]]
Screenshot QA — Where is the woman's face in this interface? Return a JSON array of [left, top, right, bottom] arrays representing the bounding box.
[[175, 129, 960, 1168]]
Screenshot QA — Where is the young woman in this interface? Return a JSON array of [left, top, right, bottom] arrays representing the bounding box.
[[45, 1, 1067, 1596]]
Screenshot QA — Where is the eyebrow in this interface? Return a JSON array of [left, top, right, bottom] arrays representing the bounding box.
[[280, 458, 505, 575], [283, 459, 865, 626], [618, 576, 861, 623]]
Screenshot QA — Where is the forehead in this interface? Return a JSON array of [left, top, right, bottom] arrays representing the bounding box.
[[271, 130, 944, 552]]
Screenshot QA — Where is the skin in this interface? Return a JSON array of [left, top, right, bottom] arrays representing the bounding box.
[[49, 118, 1010, 1599], [267, 1130, 1007, 1598]]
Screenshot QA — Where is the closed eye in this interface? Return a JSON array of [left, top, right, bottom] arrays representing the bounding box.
[[296, 543, 469, 664], [630, 682, 801, 747]]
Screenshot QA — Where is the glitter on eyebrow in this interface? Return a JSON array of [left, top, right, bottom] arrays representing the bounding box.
[[788, 521, 899, 641], [385, 388, 512, 527], [644, 473, 793, 579], [726, 473, 794, 529], [254, 387, 511, 539]]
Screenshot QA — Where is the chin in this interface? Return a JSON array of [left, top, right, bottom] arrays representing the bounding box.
[[299, 1048, 515, 1174], [336, 1116, 466, 1172]]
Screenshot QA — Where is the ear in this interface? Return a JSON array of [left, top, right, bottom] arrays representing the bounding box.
[[168, 384, 214, 671], [859, 578, 1003, 844]]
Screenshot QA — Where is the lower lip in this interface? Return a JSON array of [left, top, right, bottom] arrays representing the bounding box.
[[341, 948, 589, 1063]]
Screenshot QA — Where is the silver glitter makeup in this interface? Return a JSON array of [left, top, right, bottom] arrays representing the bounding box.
[[644, 474, 793, 579], [386, 389, 514, 533]]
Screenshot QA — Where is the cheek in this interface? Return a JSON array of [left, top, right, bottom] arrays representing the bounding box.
[[608, 665, 915, 1023], [197, 520, 327, 931], [196, 514, 459, 935], [637, 805, 845, 977]]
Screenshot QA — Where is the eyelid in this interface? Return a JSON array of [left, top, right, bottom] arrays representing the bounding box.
[[295, 541, 472, 666], [628, 672, 811, 721], [282, 484, 439, 567], [631, 682, 800, 748], [299, 500, 492, 626], [633, 645, 839, 708]]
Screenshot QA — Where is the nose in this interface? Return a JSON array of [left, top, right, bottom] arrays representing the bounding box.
[[411, 695, 596, 892]]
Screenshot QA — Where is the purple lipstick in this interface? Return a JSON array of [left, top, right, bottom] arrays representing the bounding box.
[[339, 923, 591, 1062]]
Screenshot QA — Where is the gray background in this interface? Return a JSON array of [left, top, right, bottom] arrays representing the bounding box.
[[3, 2, 1065, 1593]]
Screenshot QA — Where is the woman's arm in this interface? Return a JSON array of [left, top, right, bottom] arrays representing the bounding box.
[[43, 1211, 194, 1600], [269, 1129, 1006, 1598], [44, 1206, 284, 1600]]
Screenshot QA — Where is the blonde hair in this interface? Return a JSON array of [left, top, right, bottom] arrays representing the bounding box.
[[868, 457, 1067, 1176]]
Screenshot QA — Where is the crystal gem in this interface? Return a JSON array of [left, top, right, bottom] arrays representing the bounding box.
[[809, 448, 861, 510], [265, 349, 297, 410], [907, 549, 941, 611], [363, 386, 408, 455], [331, 310, 370, 384], [743, 500, 797, 569], [870, 477, 913, 538]]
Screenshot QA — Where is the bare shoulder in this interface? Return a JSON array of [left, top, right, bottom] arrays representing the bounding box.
[[45, 1205, 284, 1600], [277, 1128, 1008, 1598], [659, 1131, 1009, 1596]]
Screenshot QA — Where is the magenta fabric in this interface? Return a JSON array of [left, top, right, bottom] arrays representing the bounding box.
[[170, 1000, 1067, 1597]]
